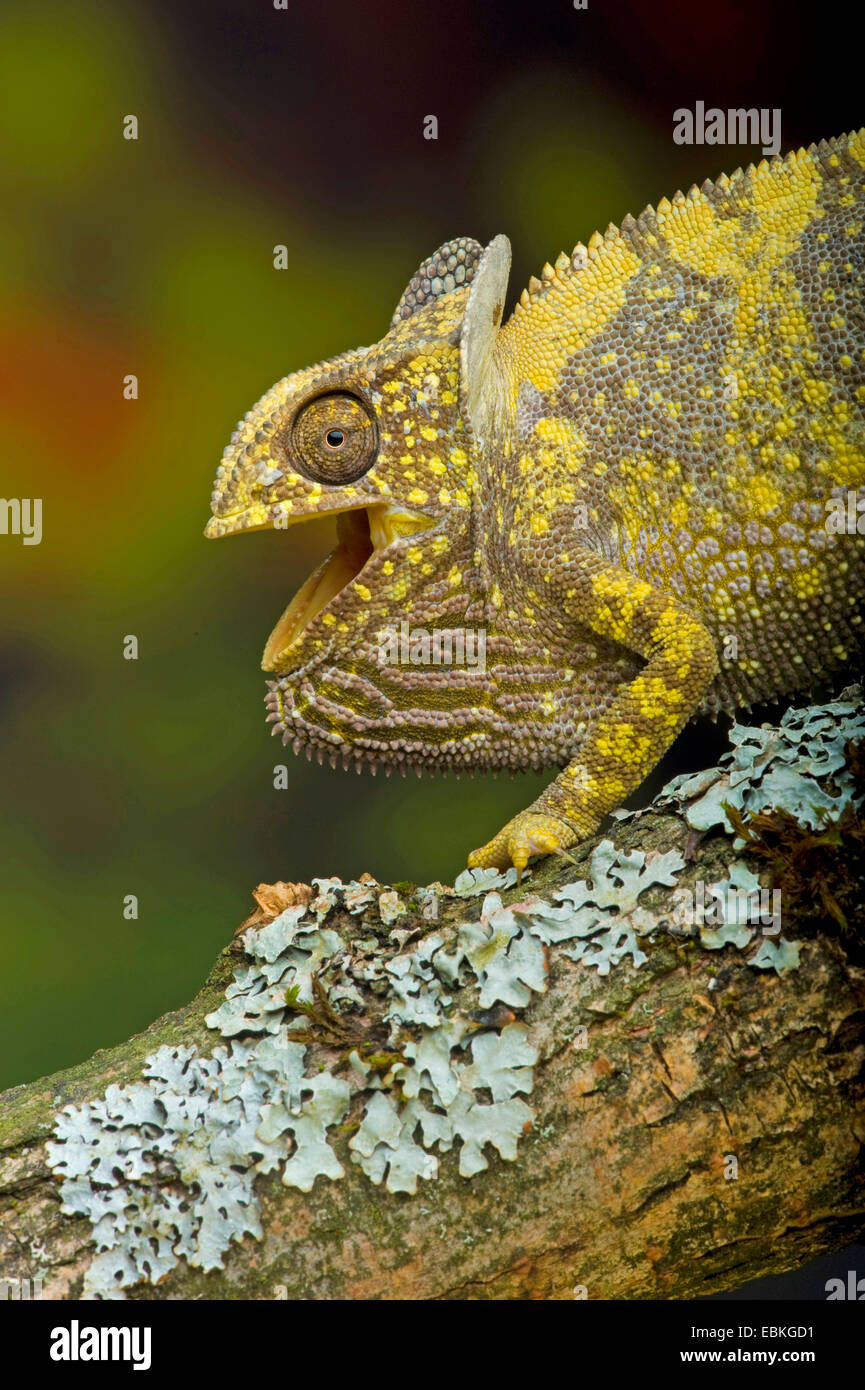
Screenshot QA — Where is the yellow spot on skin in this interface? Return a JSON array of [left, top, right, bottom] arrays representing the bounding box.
[[502, 238, 642, 393], [802, 378, 831, 406], [749, 473, 783, 514], [355, 583, 371, 601], [790, 565, 824, 600], [669, 496, 689, 527], [596, 723, 653, 763]]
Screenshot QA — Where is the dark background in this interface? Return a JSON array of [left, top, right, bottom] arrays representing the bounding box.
[[1, 0, 861, 1296]]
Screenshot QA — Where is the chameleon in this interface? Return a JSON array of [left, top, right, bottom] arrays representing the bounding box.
[[206, 132, 865, 875]]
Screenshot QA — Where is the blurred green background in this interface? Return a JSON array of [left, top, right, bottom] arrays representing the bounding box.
[[0, 0, 858, 1092]]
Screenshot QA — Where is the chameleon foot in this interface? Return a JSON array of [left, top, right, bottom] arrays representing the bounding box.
[[467, 812, 577, 880]]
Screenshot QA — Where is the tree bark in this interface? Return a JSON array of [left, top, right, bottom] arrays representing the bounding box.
[[1, 802, 863, 1301]]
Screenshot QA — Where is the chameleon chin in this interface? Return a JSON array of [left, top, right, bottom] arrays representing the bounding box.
[[206, 132, 865, 876]]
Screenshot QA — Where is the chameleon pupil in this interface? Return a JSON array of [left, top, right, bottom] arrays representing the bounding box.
[[325, 429, 345, 448]]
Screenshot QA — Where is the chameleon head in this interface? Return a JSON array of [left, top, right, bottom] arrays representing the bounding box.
[[205, 235, 513, 769]]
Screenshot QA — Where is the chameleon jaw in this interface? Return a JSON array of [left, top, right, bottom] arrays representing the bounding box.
[[261, 503, 430, 671]]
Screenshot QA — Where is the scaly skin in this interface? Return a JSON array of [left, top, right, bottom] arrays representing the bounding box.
[[206, 136, 865, 874]]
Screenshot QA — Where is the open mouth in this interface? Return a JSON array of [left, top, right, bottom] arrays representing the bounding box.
[[261, 504, 428, 671]]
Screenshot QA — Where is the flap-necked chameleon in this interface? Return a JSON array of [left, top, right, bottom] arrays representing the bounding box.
[[206, 132, 865, 874]]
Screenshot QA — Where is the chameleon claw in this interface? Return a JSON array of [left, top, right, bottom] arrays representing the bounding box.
[[468, 812, 577, 878]]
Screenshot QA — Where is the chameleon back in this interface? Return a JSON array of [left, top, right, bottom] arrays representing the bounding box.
[[494, 132, 865, 714]]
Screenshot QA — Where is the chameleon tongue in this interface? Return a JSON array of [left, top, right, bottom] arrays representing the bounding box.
[[261, 509, 373, 671]]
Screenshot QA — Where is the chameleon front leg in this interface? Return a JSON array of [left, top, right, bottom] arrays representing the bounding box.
[[468, 553, 719, 874]]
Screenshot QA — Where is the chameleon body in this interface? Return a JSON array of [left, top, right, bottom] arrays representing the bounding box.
[[206, 133, 865, 873]]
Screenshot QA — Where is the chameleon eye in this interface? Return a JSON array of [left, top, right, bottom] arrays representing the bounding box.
[[290, 393, 378, 485]]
